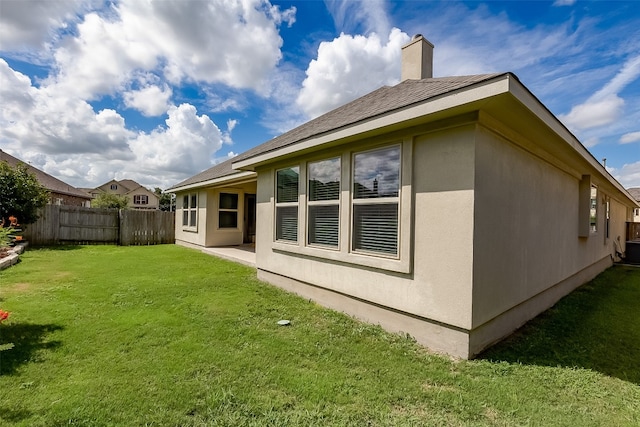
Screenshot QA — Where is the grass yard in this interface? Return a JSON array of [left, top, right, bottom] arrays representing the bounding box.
[[0, 245, 638, 426]]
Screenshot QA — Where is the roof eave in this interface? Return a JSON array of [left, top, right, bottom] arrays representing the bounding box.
[[233, 74, 512, 171], [505, 76, 638, 206], [167, 170, 256, 193]]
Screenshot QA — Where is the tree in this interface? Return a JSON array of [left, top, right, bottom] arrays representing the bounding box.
[[154, 187, 174, 211], [92, 193, 129, 209], [0, 161, 50, 225]]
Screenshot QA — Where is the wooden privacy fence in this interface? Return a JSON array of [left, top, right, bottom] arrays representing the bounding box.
[[21, 205, 174, 246]]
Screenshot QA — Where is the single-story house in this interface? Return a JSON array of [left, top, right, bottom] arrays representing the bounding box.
[[86, 179, 160, 210], [0, 149, 91, 207], [169, 35, 639, 358]]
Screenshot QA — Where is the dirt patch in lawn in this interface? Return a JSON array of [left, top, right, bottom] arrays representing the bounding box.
[[2, 282, 33, 296]]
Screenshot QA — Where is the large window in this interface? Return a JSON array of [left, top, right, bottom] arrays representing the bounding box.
[[182, 193, 197, 229], [275, 167, 299, 242], [134, 195, 148, 205], [352, 146, 400, 256], [219, 193, 238, 228], [308, 158, 340, 247]]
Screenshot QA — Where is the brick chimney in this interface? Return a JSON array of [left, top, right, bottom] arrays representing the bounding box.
[[401, 34, 434, 81]]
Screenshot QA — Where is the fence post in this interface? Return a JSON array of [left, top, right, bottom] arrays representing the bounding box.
[[119, 209, 124, 246]]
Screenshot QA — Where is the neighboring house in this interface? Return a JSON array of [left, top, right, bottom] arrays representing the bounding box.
[[169, 35, 640, 358], [0, 149, 91, 207], [88, 179, 160, 210], [629, 188, 640, 222]]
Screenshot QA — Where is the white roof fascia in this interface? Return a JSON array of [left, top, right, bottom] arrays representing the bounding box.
[[168, 171, 256, 193], [233, 76, 511, 170], [507, 77, 637, 205]]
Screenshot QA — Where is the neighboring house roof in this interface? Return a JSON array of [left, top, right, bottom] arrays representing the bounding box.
[[93, 179, 150, 193], [119, 179, 143, 192], [628, 188, 640, 202], [0, 149, 91, 200]]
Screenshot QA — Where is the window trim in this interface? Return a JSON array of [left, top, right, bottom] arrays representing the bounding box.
[[181, 192, 198, 232], [350, 144, 401, 258], [133, 194, 149, 205], [274, 166, 300, 244], [218, 191, 240, 230], [307, 157, 341, 250], [272, 139, 412, 274], [589, 185, 598, 234]]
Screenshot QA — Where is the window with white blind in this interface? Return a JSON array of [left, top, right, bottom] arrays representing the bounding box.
[[352, 146, 400, 256], [308, 157, 340, 248], [275, 166, 299, 242], [182, 193, 197, 230], [219, 193, 238, 229]]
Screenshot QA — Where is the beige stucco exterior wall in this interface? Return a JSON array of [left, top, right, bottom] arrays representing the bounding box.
[[206, 182, 256, 246], [174, 181, 257, 248], [470, 124, 629, 350], [253, 112, 636, 358], [175, 189, 209, 247], [255, 123, 477, 336]]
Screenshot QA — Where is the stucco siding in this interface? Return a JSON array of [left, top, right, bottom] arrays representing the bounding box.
[[471, 124, 627, 330], [175, 180, 257, 248], [412, 125, 475, 329], [174, 190, 208, 247], [255, 124, 477, 330], [206, 183, 256, 246]]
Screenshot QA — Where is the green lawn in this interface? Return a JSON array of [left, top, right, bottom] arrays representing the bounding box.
[[0, 245, 638, 426]]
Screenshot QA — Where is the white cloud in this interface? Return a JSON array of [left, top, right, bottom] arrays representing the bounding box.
[[129, 104, 223, 175], [553, 0, 577, 6], [227, 119, 238, 133], [621, 132, 640, 144], [399, 3, 580, 78], [590, 55, 640, 101], [47, 11, 158, 100], [296, 28, 410, 118], [560, 95, 625, 131], [0, 0, 86, 52], [0, 0, 297, 189], [0, 59, 133, 156], [123, 84, 172, 117], [325, 0, 390, 36], [0, 58, 224, 189], [42, 0, 296, 100], [614, 161, 640, 188], [559, 55, 640, 133], [221, 119, 238, 145]]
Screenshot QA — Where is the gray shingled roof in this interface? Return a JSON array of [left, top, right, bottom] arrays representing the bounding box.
[[628, 187, 640, 202], [0, 149, 91, 199], [119, 179, 144, 192], [236, 73, 505, 162], [168, 73, 505, 191]]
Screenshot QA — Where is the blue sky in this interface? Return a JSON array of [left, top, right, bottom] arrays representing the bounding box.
[[1, 0, 639, 190]]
